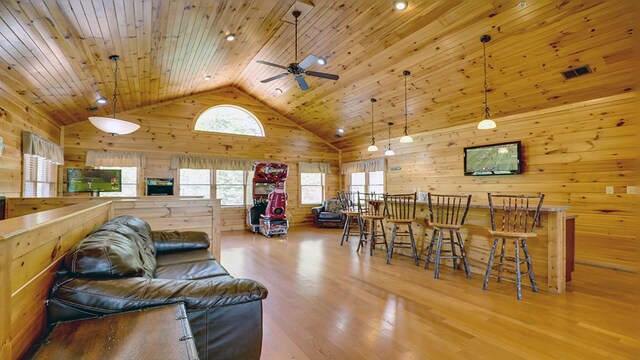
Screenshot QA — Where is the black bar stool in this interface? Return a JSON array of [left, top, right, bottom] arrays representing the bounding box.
[[425, 194, 472, 279], [356, 192, 387, 256], [483, 193, 545, 300], [384, 193, 419, 266], [338, 191, 361, 246]]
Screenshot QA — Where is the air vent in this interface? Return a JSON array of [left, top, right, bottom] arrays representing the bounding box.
[[86, 106, 99, 111], [561, 65, 591, 80]]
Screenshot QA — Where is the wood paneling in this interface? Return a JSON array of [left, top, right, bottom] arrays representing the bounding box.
[[342, 93, 638, 271], [0, 1, 633, 150], [63, 86, 340, 230], [0, 201, 112, 360]]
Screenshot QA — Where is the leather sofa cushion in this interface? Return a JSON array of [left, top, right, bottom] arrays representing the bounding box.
[[154, 260, 229, 280], [152, 230, 210, 253], [94, 224, 156, 277], [156, 250, 215, 267], [108, 215, 156, 257], [64, 230, 147, 278], [318, 212, 342, 220]]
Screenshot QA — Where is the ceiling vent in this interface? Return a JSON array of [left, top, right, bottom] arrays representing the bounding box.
[[561, 65, 591, 80], [86, 106, 99, 111]]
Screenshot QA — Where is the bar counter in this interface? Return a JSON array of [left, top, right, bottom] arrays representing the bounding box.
[[382, 201, 569, 294]]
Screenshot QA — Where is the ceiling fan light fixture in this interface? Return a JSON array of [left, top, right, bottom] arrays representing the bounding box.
[[96, 97, 107, 104], [478, 34, 496, 130], [89, 55, 139, 136], [337, 128, 345, 133], [225, 34, 236, 41], [317, 57, 327, 65], [394, 1, 408, 10], [203, 75, 211, 81]]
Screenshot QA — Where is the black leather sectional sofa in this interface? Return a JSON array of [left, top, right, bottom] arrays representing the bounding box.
[[47, 215, 268, 360]]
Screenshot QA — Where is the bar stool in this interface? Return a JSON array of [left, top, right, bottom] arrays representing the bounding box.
[[384, 193, 419, 266], [483, 193, 545, 300], [424, 194, 472, 278], [356, 192, 387, 256], [338, 191, 361, 246]]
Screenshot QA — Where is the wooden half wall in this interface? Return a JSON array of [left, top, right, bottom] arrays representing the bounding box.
[[341, 93, 638, 272], [63, 86, 340, 230]]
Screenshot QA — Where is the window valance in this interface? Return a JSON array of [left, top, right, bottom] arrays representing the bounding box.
[[170, 155, 255, 171], [22, 131, 64, 164], [340, 158, 385, 174], [299, 162, 332, 174], [86, 151, 145, 167]]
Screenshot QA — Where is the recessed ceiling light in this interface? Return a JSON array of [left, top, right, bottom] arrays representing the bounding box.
[[317, 57, 327, 65], [394, 1, 408, 10], [517, 1, 526, 9], [337, 128, 345, 133], [96, 97, 107, 104], [275, 88, 283, 94], [225, 34, 236, 41], [203, 75, 211, 81]]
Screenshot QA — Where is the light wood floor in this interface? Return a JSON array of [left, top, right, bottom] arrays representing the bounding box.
[[220, 226, 639, 360]]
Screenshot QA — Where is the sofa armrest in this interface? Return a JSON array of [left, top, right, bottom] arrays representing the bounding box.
[[48, 275, 268, 323], [311, 206, 324, 216], [151, 230, 210, 253]]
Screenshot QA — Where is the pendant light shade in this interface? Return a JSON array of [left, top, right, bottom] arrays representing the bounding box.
[[384, 122, 395, 156], [89, 55, 140, 136], [367, 98, 379, 152], [478, 35, 496, 130], [399, 70, 413, 143]]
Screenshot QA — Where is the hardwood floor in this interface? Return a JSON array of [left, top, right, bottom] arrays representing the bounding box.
[[220, 226, 639, 360]]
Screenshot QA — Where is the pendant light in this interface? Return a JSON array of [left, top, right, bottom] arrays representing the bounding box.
[[477, 35, 496, 130], [399, 70, 413, 143], [367, 98, 379, 152], [89, 55, 140, 136], [384, 122, 395, 156]]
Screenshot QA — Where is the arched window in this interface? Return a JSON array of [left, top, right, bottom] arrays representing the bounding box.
[[194, 105, 265, 137]]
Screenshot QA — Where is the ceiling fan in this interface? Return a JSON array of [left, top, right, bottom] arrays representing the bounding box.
[[256, 10, 339, 91]]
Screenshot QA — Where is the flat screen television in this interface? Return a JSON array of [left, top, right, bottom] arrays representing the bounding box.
[[464, 141, 522, 176], [146, 178, 174, 196], [67, 168, 122, 193]]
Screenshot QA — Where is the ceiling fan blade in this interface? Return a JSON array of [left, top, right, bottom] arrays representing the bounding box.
[[294, 74, 309, 91], [256, 60, 288, 70], [305, 70, 339, 81], [298, 54, 318, 70], [260, 73, 289, 83]]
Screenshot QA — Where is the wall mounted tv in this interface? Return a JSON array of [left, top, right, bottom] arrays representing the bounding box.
[[464, 141, 522, 176], [67, 168, 122, 193]]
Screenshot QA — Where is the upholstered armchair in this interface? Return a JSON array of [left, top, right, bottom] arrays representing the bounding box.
[[311, 198, 345, 227]]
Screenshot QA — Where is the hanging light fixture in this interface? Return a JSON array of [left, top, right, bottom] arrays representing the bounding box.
[[367, 98, 379, 152], [385, 122, 395, 156], [89, 55, 140, 136], [477, 34, 496, 130], [399, 70, 413, 143]]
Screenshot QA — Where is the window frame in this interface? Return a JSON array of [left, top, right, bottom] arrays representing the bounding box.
[[23, 154, 58, 198], [178, 168, 253, 207], [300, 172, 325, 205], [193, 105, 266, 138], [348, 171, 385, 194], [179, 168, 213, 199], [215, 169, 248, 207]]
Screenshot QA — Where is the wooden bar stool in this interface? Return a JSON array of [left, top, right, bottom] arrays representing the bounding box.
[[356, 192, 387, 256], [338, 191, 361, 246], [384, 193, 419, 266], [483, 193, 545, 300], [424, 194, 472, 278]]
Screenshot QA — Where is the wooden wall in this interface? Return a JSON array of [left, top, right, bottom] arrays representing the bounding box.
[[342, 93, 637, 272], [0, 82, 61, 197], [63, 86, 340, 230]]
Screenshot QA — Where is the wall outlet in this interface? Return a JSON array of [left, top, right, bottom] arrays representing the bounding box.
[[605, 186, 614, 195], [627, 186, 637, 195]]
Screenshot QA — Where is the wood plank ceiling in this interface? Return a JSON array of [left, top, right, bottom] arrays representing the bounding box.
[[0, 0, 634, 149]]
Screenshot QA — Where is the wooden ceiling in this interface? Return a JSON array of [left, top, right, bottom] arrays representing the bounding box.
[[0, 0, 634, 149]]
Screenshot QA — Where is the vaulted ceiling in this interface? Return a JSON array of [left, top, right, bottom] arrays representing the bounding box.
[[0, 0, 634, 149]]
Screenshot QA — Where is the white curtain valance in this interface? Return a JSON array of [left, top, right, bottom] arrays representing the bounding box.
[[22, 131, 64, 164], [170, 155, 255, 171], [299, 162, 331, 174], [341, 158, 385, 174], [86, 151, 145, 167]]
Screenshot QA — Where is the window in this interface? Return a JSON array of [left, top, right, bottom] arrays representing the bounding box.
[[216, 170, 246, 206], [179, 169, 211, 199], [194, 105, 265, 137], [300, 173, 325, 204], [24, 154, 57, 197], [98, 166, 138, 197], [349, 171, 384, 194]]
